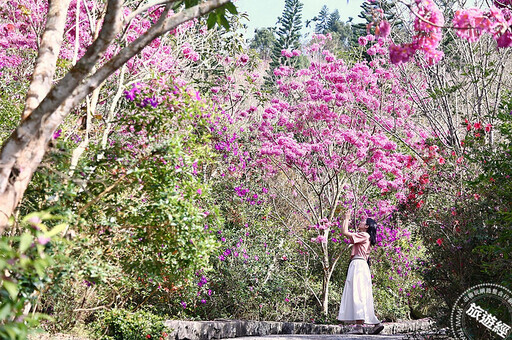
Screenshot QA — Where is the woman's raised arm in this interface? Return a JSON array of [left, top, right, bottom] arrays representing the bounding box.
[[341, 209, 354, 241]]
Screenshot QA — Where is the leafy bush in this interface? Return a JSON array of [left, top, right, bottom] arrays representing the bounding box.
[[0, 212, 64, 339], [91, 309, 169, 340], [39, 236, 125, 332]]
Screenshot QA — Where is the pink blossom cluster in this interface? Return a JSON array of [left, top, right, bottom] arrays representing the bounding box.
[[452, 8, 491, 43], [452, 6, 512, 48], [250, 43, 430, 248], [281, 49, 301, 58], [366, 36, 388, 56], [311, 33, 333, 42], [310, 235, 327, 244], [0, 0, 207, 79], [237, 54, 250, 65], [386, 1, 512, 64], [375, 20, 391, 38], [359, 34, 388, 56], [181, 42, 200, 62], [389, 0, 444, 65], [0, 1, 46, 73]]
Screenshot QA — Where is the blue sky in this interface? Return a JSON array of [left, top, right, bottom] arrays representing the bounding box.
[[236, 0, 365, 38]]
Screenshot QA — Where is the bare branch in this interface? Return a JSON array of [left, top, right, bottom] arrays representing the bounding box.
[[125, 0, 176, 23], [71, 0, 82, 65]]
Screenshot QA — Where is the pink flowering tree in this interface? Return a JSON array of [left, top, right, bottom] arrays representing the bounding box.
[[235, 35, 430, 314], [373, 0, 512, 317], [0, 0, 237, 231], [380, 0, 512, 65]]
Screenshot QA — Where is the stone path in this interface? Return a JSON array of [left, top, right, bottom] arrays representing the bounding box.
[[165, 319, 435, 340], [235, 335, 407, 340]]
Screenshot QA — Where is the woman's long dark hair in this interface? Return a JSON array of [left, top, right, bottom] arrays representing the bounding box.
[[366, 218, 377, 246]]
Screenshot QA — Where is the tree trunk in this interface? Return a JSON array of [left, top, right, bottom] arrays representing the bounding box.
[[320, 245, 347, 315], [320, 231, 332, 316], [0, 0, 231, 232], [320, 267, 333, 316]]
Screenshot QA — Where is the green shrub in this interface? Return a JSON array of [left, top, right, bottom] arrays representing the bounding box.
[[91, 309, 170, 340], [0, 212, 65, 339]]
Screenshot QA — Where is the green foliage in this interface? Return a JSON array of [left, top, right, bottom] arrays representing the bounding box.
[[469, 102, 512, 288], [250, 27, 276, 60], [269, 0, 303, 71], [369, 233, 432, 321], [173, 0, 238, 31], [313, 5, 330, 33], [39, 236, 125, 332], [23, 79, 226, 333], [91, 309, 169, 340], [89, 84, 221, 286], [200, 217, 296, 320], [399, 96, 512, 323], [0, 81, 24, 141], [166, 175, 329, 322], [102, 137, 219, 284], [0, 212, 64, 339], [206, 2, 238, 30]]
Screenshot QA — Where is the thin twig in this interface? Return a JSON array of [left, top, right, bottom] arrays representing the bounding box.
[[73, 305, 107, 312]]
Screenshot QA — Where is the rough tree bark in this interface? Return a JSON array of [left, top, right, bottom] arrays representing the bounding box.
[[0, 0, 231, 232]]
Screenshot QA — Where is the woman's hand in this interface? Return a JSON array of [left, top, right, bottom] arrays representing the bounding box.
[[343, 209, 352, 220]]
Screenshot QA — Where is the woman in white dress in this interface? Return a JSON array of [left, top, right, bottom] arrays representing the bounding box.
[[337, 210, 384, 335]]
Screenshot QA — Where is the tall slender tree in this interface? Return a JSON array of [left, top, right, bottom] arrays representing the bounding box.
[[269, 0, 303, 71], [314, 5, 330, 33], [327, 9, 341, 31]]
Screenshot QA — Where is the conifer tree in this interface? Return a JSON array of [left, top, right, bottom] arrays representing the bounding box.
[[327, 9, 341, 32], [314, 5, 330, 33], [269, 0, 303, 71], [310, 7, 355, 49]]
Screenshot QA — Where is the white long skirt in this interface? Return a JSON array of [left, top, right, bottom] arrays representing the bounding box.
[[337, 256, 380, 324]]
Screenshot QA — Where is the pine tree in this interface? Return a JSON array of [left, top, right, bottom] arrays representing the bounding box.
[[314, 5, 330, 33], [269, 0, 304, 72], [327, 9, 341, 32], [311, 7, 355, 49]]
